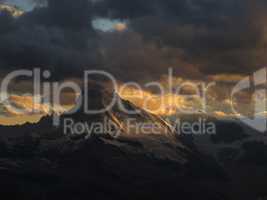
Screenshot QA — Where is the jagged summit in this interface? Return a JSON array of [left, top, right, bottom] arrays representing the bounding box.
[[0, 82, 190, 162], [62, 81, 175, 138]]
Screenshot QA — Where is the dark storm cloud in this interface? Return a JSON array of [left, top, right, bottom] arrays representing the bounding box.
[[99, 31, 201, 82], [93, 0, 242, 22], [0, 0, 202, 82], [94, 0, 267, 75], [93, 0, 159, 19], [1, 0, 267, 82], [0, 0, 100, 79]]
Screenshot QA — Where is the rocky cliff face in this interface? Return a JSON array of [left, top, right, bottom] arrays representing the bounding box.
[[46, 82, 190, 162], [0, 83, 228, 200]]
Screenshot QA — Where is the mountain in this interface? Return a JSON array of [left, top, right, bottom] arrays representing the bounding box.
[[0, 82, 229, 200], [0, 4, 24, 17], [175, 113, 267, 199]]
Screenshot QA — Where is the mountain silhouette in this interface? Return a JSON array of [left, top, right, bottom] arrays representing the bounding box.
[[0, 82, 229, 200]]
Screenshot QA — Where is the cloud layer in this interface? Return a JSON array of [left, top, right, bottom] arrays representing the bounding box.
[[0, 0, 100, 79], [0, 0, 267, 82], [95, 0, 267, 74]]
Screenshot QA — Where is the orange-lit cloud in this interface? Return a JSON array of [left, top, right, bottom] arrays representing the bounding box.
[[3, 95, 66, 116], [117, 85, 205, 116], [114, 23, 127, 32], [208, 74, 246, 83]]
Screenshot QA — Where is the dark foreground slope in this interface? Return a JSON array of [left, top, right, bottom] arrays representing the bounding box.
[[0, 84, 229, 200], [177, 114, 267, 200]]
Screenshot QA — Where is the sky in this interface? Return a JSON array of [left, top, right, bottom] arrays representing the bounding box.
[[0, 0, 267, 122], [2, 0, 35, 10], [2, 0, 125, 31], [0, 0, 266, 82]]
